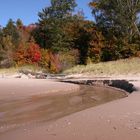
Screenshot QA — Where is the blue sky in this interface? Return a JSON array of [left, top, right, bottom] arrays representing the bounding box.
[[0, 0, 93, 27]]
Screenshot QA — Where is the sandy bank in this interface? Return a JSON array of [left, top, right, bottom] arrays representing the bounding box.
[[0, 78, 80, 99], [0, 78, 140, 140]]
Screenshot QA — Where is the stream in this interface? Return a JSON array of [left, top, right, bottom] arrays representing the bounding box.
[[0, 85, 127, 134]]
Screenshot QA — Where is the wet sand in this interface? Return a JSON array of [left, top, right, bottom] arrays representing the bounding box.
[[0, 78, 139, 140]]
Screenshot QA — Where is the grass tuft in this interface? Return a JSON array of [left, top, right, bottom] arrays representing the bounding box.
[[63, 57, 140, 76]]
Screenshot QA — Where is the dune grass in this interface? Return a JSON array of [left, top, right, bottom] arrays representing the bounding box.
[[0, 65, 44, 75], [1, 58, 140, 76], [63, 57, 140, 76], [0, 67, 18, 74]]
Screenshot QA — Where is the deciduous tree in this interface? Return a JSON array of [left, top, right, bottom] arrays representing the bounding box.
[[89, 0, 140, 41]]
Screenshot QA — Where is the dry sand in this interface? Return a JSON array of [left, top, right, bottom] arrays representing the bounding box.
[[0, 78, 80, 99], [0, 77, 140, 140]]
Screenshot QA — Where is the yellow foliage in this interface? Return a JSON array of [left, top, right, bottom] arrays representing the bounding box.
[[89, 2, 98, 8]]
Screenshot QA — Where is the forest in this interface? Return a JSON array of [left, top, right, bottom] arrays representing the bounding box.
[[0, 0, 140, 73]]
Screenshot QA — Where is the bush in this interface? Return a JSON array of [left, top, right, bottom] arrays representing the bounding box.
[[26, 42, 41, 63], [59, 49, 79, 71], [39, 49, 50, 70], [13, 43, 27, 65], [49, 52, 61, 73]]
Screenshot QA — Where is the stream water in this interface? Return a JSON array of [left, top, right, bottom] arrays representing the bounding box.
[[0, 85, 127, 134]]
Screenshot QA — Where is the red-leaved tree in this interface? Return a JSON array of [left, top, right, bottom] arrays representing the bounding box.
[[26, 42, 41, 64]]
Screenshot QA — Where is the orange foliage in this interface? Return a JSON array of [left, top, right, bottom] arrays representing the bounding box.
[[26, 42, 41, 63], [88, 27, 105, 62], [14, 42, 61, 73], [13, 43, 27, 65], [49, 52, 61, 73], [89, 2, 98, 8], [14, 42, 41, 65]]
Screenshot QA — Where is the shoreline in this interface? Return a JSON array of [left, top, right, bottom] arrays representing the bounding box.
[[0, 76, 140, 140]]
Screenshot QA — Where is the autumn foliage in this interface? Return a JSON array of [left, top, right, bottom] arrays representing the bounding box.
[[26, 43, 41, 63], [13, 42, 61, 73], [1, 0, 140, 72], [13, 43, 26, 65]]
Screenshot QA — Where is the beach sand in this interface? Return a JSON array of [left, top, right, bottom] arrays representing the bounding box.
[[0, 78, 140, 140], [0, 78, 80, 99]]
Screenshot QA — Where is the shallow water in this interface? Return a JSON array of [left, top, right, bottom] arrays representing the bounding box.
[[0, 85, 127, 134]]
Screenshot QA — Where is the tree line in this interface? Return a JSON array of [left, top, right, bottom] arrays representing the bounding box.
[[0, 0, 140, 73]]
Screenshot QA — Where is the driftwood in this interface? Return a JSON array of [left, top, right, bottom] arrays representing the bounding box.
[[19, 69, 48, 79], [19, 69, 66, 79]]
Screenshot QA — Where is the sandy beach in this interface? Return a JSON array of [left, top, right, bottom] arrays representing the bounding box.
[[0, 78, 80, 99], [0, 77, 140, 140]]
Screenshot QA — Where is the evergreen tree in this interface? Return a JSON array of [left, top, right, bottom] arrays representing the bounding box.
[[36, 0, 77, 52], [38, 0, 77, 21], [3, 19, 20, 47], [16, 18, 23, 29]]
